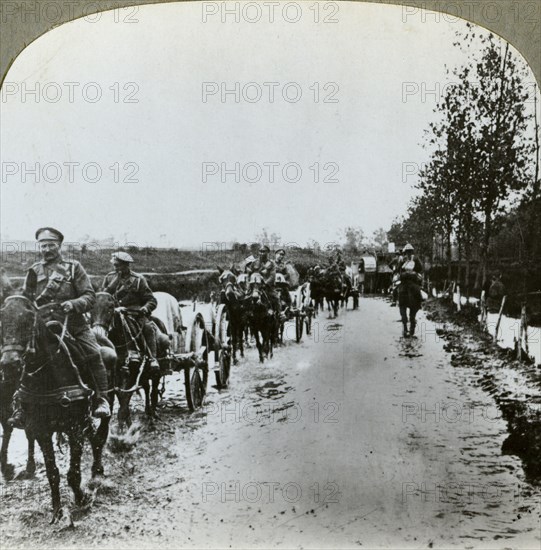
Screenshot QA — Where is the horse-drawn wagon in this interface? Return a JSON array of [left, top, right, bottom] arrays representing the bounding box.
[[155, 294, 231, 412], [290, 283, 314, 341]]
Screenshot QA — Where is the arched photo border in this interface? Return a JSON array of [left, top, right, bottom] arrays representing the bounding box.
[[0, 0, 540, 87]]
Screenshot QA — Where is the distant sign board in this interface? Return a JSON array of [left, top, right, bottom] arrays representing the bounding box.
[[388, 242, 395, 253]]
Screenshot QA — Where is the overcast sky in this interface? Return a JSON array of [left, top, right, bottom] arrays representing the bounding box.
[[1, 1, 538, 249]]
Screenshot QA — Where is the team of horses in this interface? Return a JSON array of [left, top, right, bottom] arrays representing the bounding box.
[[0, 263, 418, 524]]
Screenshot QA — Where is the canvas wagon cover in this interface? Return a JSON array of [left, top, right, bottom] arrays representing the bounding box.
[[362, 256, 377, 272]]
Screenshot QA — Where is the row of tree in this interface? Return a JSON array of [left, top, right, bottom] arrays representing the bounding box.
[[388, 24, 540, 292]]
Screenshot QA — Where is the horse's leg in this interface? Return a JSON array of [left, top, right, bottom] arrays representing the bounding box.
[[231, 322, 239, 365], [117, 394, 132, 431], [238, 323, 245, 358], [37, 435, 62, 521], [90, 417, 110, 478], [268, 323, 274, 359], [399, 304, 409, 337], [25, 434, 36, 477], [67, 429, 90, 506], [143, 378, 151, 416], [254, 329, 264, 363], [150, 375, 160, 417], [0, 422, 15, 480], [410, 307, 419, 337]]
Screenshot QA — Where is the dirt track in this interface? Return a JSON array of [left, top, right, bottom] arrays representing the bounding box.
[[0, 297, 540, 549]]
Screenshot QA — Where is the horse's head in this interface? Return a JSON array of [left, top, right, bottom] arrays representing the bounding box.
[[247, 272, 266, 304], [91, 292, 116, 339], [0, 295, 38, 380]]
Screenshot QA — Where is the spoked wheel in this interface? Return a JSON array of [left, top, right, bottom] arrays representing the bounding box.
[[214, 305, 231, 389], [215, 349, 231, 388], [185, 366, 206, 411], [184, 313, 209, 411], [295, 313, 303, 343]]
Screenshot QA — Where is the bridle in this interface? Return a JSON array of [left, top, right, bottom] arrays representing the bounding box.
[[0, 295, 90, 391], [0, 295, 38, 359]]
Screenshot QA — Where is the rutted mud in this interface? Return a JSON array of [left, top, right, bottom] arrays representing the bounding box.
[[1, 300, 540, 549]]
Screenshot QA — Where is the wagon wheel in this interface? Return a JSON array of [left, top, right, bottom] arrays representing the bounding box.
[[215, 348, 231, 388], [213, 305, 231, 388], [295, 313, 303, 343], [184, 313, 209, 412]]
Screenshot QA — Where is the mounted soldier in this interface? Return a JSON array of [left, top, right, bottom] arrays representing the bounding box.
[[274, 248, 295, 315], [101, 252, 160, 373], [398, 243, 424, 337], [9, 227, 111, 428], [247, 245, 281, 314]]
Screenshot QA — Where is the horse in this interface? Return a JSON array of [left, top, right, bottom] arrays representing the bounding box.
[[217, 268, 246, 365], [398, 272, 423, 337], [310, 268, 342, 318], [244, 273, 275, 363], [342, 272, 360, 310], [0, 271, 36, 480], [0, 295, 112, 523], [90, 292, 170, 428]]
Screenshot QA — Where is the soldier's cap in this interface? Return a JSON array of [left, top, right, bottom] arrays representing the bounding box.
[[403, 243, 414, 251], [111, 251, 134, 264], [36, 227, 64, 243], [259, 245, 270, 253], [275, 248, 286, 255]]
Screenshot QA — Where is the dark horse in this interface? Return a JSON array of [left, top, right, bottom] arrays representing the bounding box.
[[398, 273, 423, 338], [0, 296, 112, 522], [244, 273, 276, 363], [0, 271, 36, 480], [310, 268, 343, 318], [217, 268, 246, 365], [90, 292, 170, 428]]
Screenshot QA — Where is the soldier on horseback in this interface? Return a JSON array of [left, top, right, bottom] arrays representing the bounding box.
[[247, 245, 281, 313], [101, 252, 160, 373], [398, 243, 424, 337], [9, 227, 111, 428], [274, 248, 293, 316]]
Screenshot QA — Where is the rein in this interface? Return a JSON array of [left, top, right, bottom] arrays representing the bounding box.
[[1, 301, 93, 402]]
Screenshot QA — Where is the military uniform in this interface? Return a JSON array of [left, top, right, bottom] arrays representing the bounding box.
[[23, 257, 109, 396], [398, 247, 424, 336], [249, 258, 276, 288], [102, 270, 158, 360]]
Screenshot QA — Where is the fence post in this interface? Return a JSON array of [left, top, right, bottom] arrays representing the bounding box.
[[494, 296, 506, 342]]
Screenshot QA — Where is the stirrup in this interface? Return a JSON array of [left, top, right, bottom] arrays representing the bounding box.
[[92, 398, 111, 419], [127, 350, 141, 364]]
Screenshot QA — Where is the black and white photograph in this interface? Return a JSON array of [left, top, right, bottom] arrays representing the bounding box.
[[0, 0, 540, 548]]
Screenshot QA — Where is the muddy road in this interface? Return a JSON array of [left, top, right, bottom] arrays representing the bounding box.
[[1, 297, 540, 549]]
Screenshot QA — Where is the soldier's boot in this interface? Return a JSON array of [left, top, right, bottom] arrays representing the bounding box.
[[143, 321, 160, 374], [410, 320, 416, 338], [90, 357, 111, 419], [7, 395, 25, 429]]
